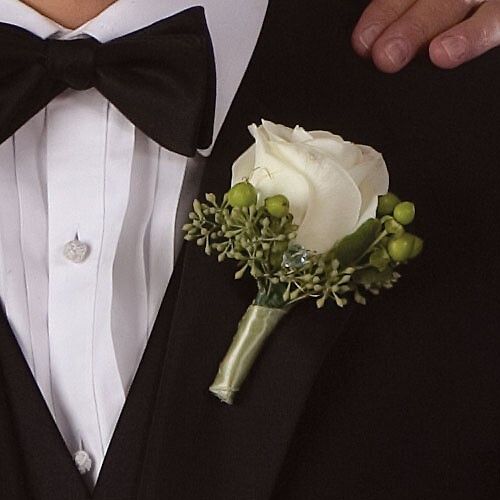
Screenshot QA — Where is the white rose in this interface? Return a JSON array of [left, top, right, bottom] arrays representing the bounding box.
[[231, 120, 389, 254]]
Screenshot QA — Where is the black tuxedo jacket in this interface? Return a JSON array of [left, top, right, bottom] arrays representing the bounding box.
[[2, 1, 500, 499]]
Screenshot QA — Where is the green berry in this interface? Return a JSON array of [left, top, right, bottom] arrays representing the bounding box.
[[227, 181, 257, 207], [377, 192, 400, 216], [387, 233, 415, 262], [265, 194, 290, 217], [393, 201, 415, 225], [409, 235, 423, 259]]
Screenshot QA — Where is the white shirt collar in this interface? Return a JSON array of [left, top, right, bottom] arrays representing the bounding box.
[[0, 0, 269, 146]]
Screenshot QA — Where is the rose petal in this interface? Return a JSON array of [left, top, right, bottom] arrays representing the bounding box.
[[357, 145, 389, 195], [354, 145, 389, 228], [260, 120, 307, 143], [291, 156, 362, 253], [232, 144, 257, 183], [267, 141, 362, 252], [232, 121, 390, 254], [249, 163, 311, 225], [307, 133, 361, 168]]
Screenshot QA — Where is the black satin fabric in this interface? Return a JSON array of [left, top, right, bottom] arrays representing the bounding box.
[[0, 6, 215, 157]]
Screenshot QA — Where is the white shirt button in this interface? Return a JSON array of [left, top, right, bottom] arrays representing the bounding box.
[[63, 239, 90, 263], [73, 449, 92, 474]]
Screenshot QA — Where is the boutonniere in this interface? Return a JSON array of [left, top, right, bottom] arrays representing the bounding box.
[[184, 120, 422, 404]]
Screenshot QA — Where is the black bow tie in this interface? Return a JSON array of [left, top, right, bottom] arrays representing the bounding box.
[[0, 7, 215, 157]]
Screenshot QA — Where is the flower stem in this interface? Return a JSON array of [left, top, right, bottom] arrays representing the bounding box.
[[353, 230, 388, 265], [209, 304, 287, 404]]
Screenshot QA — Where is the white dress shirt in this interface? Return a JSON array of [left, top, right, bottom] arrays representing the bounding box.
[[0, 0, 268, 486]]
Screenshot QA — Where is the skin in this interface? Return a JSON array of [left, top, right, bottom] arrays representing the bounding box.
[[21, 0, 117, 29], [352, 0, 500, 72], [24, 0, 500, 70]]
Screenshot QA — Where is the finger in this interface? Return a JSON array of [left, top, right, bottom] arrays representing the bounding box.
[[429, 0, 500, 68], [352, 0, 416, 57], [371, 0, 484, 73]]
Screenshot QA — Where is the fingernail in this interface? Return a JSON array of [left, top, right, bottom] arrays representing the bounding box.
[[440, 36, 467, 61], [383, 38, 409, 67], [359, 24, 382, 49]]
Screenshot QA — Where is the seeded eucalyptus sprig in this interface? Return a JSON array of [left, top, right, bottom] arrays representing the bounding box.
[[183, 192, 298, 277], [184, 184, 422, 310]]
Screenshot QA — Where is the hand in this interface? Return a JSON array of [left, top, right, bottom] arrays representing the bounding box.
[[351, 0, 500, 72]]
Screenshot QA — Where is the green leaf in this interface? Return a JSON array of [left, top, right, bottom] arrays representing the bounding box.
[[331, 218, 381, 268], [352, 267, 393, 286], [369, 247, 390, 271]]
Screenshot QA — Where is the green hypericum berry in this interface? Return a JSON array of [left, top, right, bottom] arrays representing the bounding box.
[[409, 235, 423, 259], [387, 233, 415, 261], [227, 181, 257, 207], [377, 192, 400, 216], [393, 201, 415, 225], [384, 218, 405, 238], [265, 194, 290, 217]]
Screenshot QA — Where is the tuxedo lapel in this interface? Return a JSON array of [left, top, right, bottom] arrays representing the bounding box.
[[0, 312, 89, 500], [127, 80, 358, 499], [129, 3, 373, 494], [137, 242, 356, 500]]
